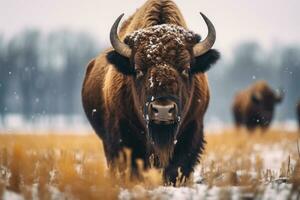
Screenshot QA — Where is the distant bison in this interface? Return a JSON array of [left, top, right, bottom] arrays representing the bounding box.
[[297, 101, 300, 130], [232, 81, 283, 131], [81, 0, 219, 184]]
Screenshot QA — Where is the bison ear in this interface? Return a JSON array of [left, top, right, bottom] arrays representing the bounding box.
[[106, 50, 135, 75], [191, 49, 220, 74]]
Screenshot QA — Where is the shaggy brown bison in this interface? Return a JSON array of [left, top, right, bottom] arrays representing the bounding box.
[[232, 81, 283, 131], [82, 0, 219, 184], [297, 101, 300, 130]]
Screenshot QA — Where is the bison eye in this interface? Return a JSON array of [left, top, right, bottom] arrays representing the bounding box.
[[181, 69, 190, 78], [135, 69, 144, 79]]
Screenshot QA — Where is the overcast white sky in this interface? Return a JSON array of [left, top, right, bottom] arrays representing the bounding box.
[[1, 0, 300, 57]]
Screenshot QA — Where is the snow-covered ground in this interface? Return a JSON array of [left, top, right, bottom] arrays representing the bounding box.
[[0, 114, 93, 134], [119, 182, 295, 200], [1, 180, 297, 200], [0, 117, 299, 199], [2, 136, 298, 200], [118, 142, 299, 200]]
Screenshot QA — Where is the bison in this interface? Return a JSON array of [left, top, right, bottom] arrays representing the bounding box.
[[297, 101, 300, 130], [82, 0, 220, 184], [232, 81, 283, 131]]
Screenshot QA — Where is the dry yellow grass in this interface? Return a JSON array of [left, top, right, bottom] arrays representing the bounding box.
[[202, 128, 299, 188], [0, 128, 299, 199], [0, 134, 118, 199]]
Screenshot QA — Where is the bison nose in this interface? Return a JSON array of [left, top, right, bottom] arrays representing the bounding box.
[[148, 101, 178, 124]]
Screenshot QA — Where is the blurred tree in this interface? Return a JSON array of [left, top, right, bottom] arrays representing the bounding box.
[[207, 41, 297, 123], [227, 42, 265, 90], [10, 30, 41, 119], [278, 47, 300, 120], [44, 31, 98, 115], [1, 30, 298, 124], [207, 42, 266, 122], [0, 35, 9, 122], [62, 32, 98, 114], [0, 29, 99, 123]]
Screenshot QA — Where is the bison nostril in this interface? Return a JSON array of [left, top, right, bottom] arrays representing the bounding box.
[[168, 104, 176, 114], [168, 109, 174, 116], [150, 104, 159, 113]]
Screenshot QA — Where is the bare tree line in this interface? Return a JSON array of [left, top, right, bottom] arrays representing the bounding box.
[[0, 30, 299, 123], [0, 29, 99, 122], [208, 42, 300, 122]]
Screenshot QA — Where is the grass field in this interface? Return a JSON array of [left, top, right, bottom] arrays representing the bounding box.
[[0, 128, 300, 199]]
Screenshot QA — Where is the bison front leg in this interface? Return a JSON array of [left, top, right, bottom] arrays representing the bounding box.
[[163, 143, 204, 185], [106, 119, 149, 181], [104, 140, 141, 181], [163, 124, 205, 185]]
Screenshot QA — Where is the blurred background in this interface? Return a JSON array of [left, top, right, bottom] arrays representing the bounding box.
[[0, 0, 299, 133]]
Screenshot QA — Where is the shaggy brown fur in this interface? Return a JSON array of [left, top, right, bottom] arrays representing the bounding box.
[[232, 81, 283, 131], [82, 0, 219, 184]]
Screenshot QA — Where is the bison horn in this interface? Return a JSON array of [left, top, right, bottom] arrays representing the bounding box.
[[110, 13, 132, 58], [193, 13, 216, 57]]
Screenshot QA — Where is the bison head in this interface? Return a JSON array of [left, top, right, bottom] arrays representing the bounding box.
[[107, 13, 219, 167], [251, 81, 284, 124]]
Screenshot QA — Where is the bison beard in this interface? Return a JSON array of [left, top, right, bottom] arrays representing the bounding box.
[[147, 122, 178, 167], [81, 0, 220, 184]]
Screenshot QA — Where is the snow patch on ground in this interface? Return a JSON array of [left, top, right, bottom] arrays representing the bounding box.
[[0, 114, 92, 134], [2, 190, 24, 200], [118, 182, 296, 200], [1, 114, 298, 135]]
